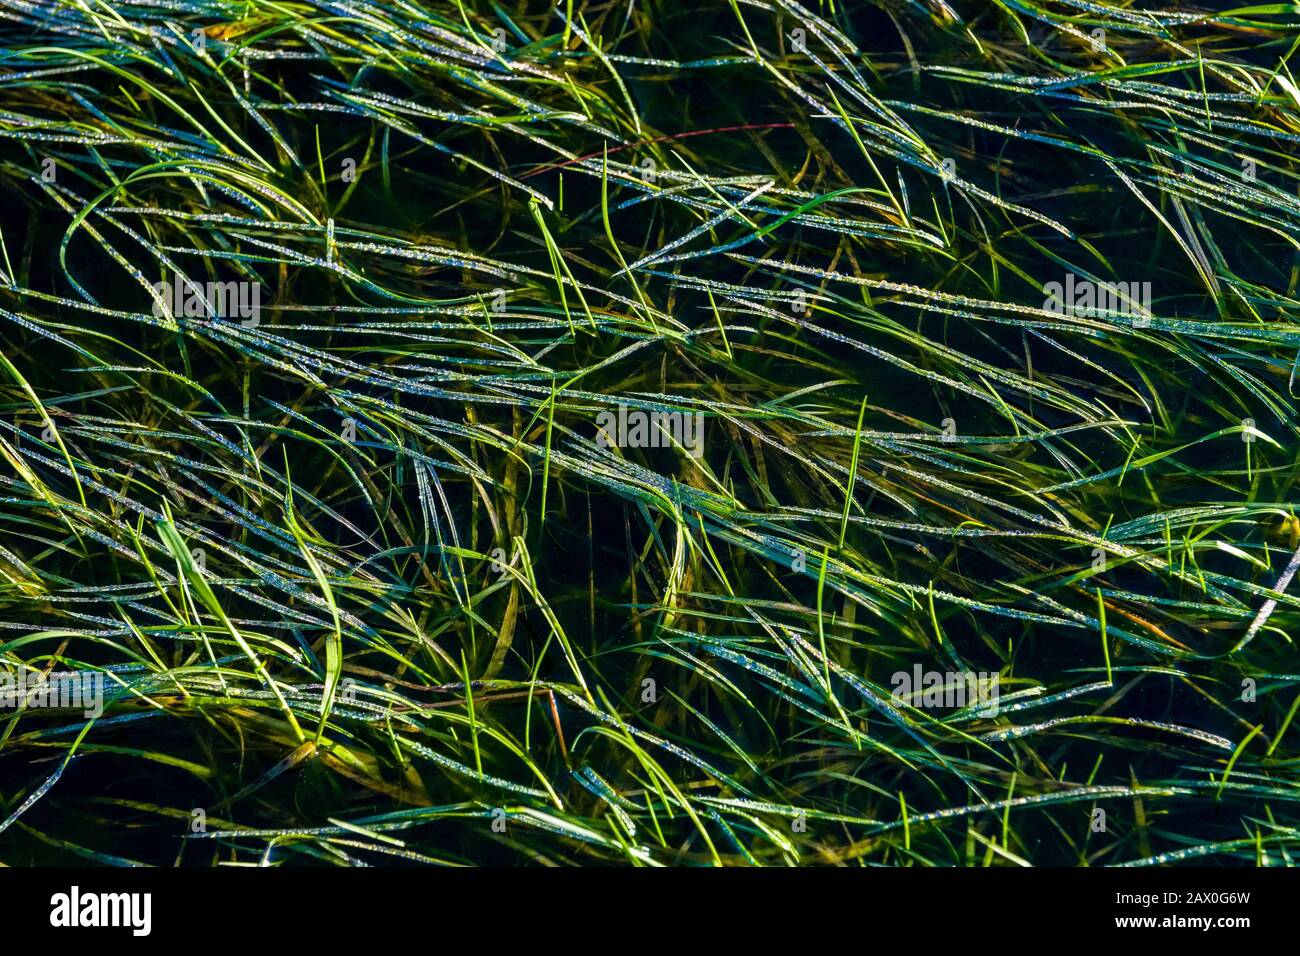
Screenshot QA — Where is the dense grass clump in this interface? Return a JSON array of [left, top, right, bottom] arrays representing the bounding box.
[[1, 0, 1299, 866]]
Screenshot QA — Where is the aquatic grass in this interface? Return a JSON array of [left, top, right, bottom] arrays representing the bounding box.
[[0, 0, 1297, 867]]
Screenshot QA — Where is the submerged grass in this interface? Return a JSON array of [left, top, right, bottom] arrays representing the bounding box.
[[0, 0, 1298, 866]]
